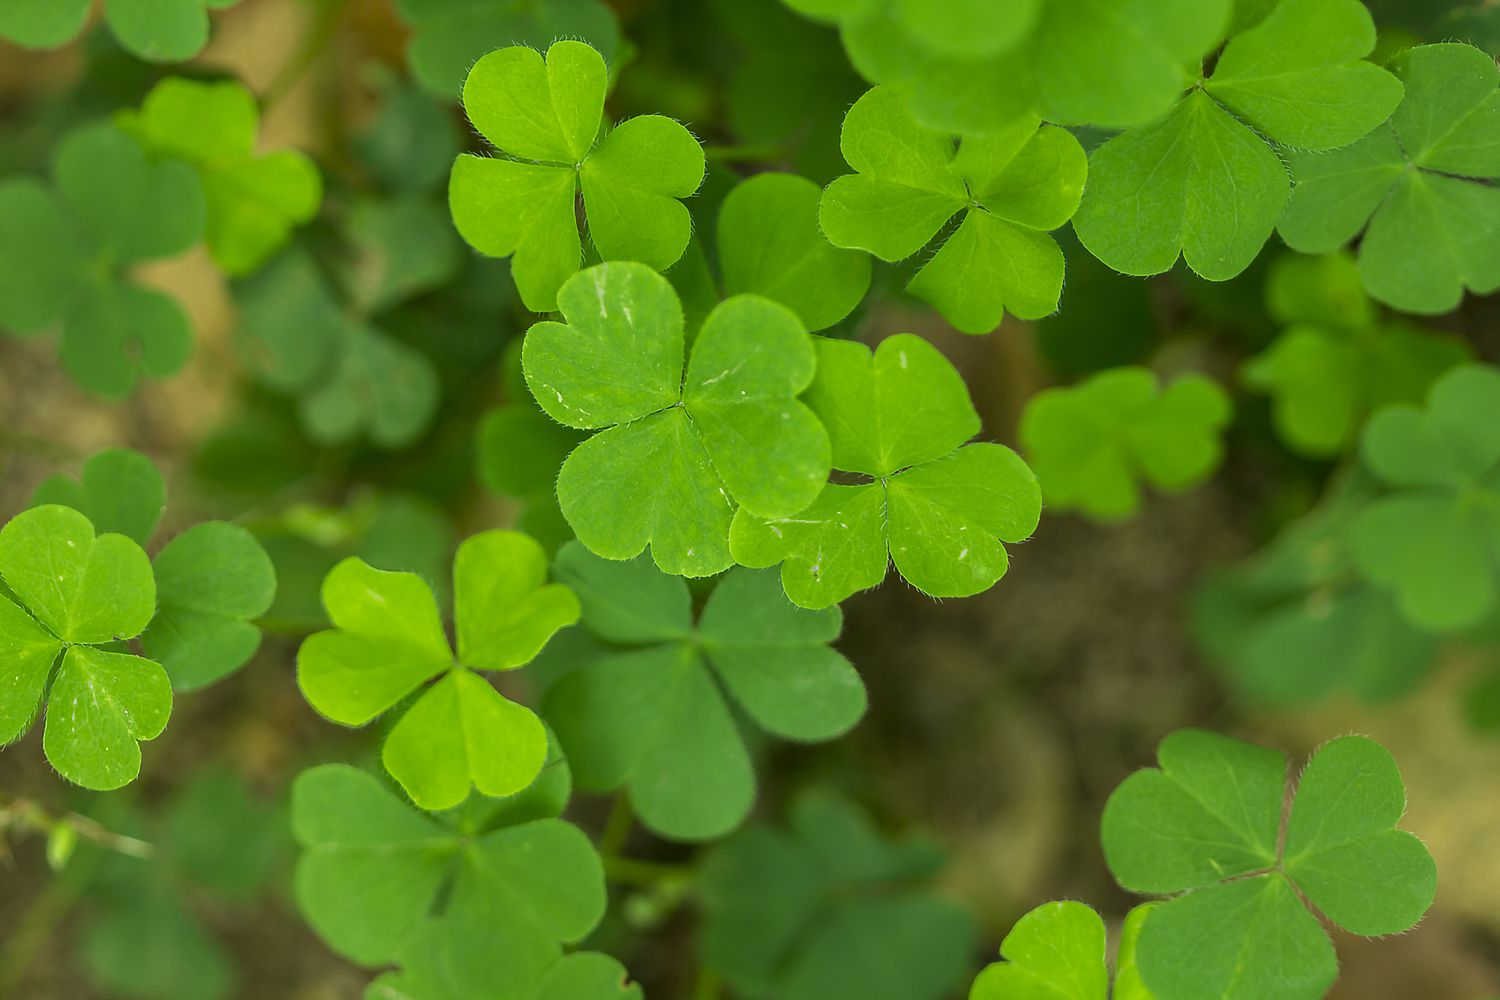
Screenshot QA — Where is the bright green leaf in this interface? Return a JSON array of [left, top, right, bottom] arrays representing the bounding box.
[[31, 447, 165, 547]]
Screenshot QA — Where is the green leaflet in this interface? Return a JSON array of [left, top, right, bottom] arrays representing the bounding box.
[[733, 334, 1041, 608], [0, 505, 170, 790], [369, 952, 642, 1000], [820, 87, 1086, 333], [450, 41, 705, 312], [1074, 0, 1403, 281], [969, 901, 1157, 1000], [292, 760, 607, 999], [1019, 367, 1232, 520], [1101, 730, 1436, 1000], [1351, 364, 1500, 632], [1243, 253, 1470, 456], [1281, 43, 1500, 313], [700, 791, 975, 1000], [395, 0, 621, 100], [543, 544, 866, 840], [0, 123, 203, 398], [0, 0, 238, 61], [523, 262, 831, 577], [31, 447, 166, 547], [120, 77, 322, 276]]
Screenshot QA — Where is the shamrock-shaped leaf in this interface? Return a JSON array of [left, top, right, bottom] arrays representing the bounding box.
[[701, 791, 975, 1000], [1019, 367, 1232, 521], [297, 530, 578, 810], [450, 41, 705, 312], [1351, 364, 1500, 632], [121, 77, 322, 276], [1280, 43, 1500, 313], [0, 123, 203, 397], [969, 901, 1156, 1000], [0, 505, 170, 790], [543, 543, 866, 840], [732, 334, 1042, 609], [293, 760, 605, 999], [0, 0, 238, 61], [237, 248, 441, 449], [523, 261, 830, 578], [1102, 730, 1436, 1000], [31, 447, 166, 547], [395, 0, 620, 100], [719, 172, 871, 332], [1074, 0, 1402, 281], [820, 87, 1086, 334]]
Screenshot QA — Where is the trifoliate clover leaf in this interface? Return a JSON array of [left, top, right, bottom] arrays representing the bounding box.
[[395, 0, 621, 101], [718, 173, 871, 332], [732, 333, 1041, 608], [820, 87, 1086, 334], [1280, 43, 1500, 313], [237, 247, 441, 449], [297, 530, 578, 810], [1074, 0, 1403, 281], [700, 790, 975, 1000], [450, 41, 705, 312], [292, 760, 605, 998], [0, 0, 238, 61], [969, 901, 1157, 1000], [0, 505, 170, 790], [1019, 367, 1232, 521], [543, 543, 866, 840], [1101, 730, 1436, 1000], [120, 77, 322, 276], [523, 262, 831, 578], [31, 447, 166, 547], [1351, 364, 1500, 632], [0, 122, 204, 398]]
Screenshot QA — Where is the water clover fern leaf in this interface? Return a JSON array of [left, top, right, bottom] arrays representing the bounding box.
[[0, 122, 204, 398], [119, 77, 322, 276], [292, 760, 606, 999], [1019, 367, 1232, 521], [969, 900, 1156, 1000], [0, 505, 171, 790], [523, 262, 831, 578], [450, 40, 706, 313], [1280, 43, 1500, 314], [0, 0, 239, 62], [1351, 364, 1500, 633], [1101, 730, 1436, 1000], [543, 543, 867, 840], [820, 86, 1087, 334], [731, 333, 1042, 609], [296, 530, 580, 811], [1073, 0, 1404, 282]]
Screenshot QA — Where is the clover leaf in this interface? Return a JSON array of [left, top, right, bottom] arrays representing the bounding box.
[[1019, 367, 1232, 521], [292, 759, 606, 999], [1101, 730, 1436, 1000], [820, 86, 1086, 334], [0, 505, 170, 790], [450, 40, 705, 312], [1074, 0, 1403, 281], [395, 0, 620, 100], [523, 261, 831, 578], [1280, 43, 1500, 313], [297, 530, 578, 810], [700, 790, 975, 1000], [120, 77, 322, 276], [543, 543, 866, 840], [1351, 364, 1500, 633], [718, 172, 871, 332], [0, 122, 204, 398], [31, 447, 166, 547], [371, 952, 642, 1000], [1244, 254, 1470, 457], [969, 901, 1156, 1000], [733, 334, 1042, 608], [0, 0, 238, 62]]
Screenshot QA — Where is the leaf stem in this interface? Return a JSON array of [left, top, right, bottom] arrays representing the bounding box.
[[0, 798, 153, 860], [601, 855, 692, 888]]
